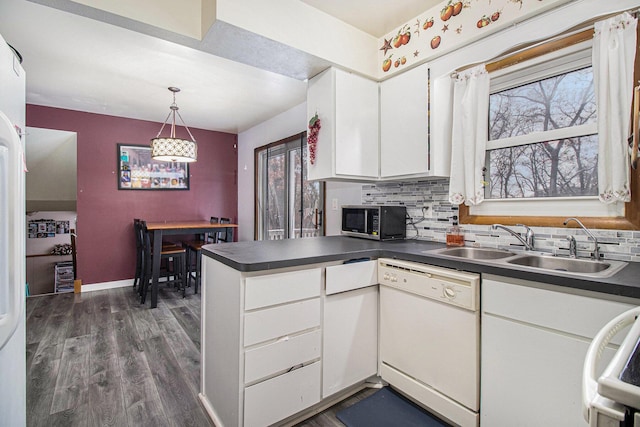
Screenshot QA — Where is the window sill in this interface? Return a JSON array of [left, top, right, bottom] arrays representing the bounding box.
[[459, 203, 635, 230]]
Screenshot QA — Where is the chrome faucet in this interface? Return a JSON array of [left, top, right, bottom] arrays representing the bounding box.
[[566, 235, 577, 258], [491, 224, 535, 250], [563, 217, 600, 260]]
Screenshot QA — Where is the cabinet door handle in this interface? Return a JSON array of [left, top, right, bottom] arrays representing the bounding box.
[[288, 363, 304, 372]]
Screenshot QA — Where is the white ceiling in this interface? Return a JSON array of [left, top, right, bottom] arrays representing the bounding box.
[[0, 0, 435, 134], [300, 0, 439, 38]]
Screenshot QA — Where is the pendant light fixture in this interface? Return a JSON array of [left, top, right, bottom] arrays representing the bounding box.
[[150, 87, 197, 162]]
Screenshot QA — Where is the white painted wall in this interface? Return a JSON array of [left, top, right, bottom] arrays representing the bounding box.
[[323, 181, 362, 236], [25, 127, 77, 211], [73, 0, 204, 39], [237, 101, 361, 241], [217, 0, 378, 78]]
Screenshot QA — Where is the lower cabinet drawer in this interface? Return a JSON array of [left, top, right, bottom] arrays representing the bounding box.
[[244, 329, 321, 384], [244, 298, 320, 347], [244, 361, 321, 427], [245, 268, 321, 310], [325, 260, 377, 295]]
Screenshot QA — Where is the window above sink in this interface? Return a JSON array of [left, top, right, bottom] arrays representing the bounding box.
[[472, 39, 622, 219]]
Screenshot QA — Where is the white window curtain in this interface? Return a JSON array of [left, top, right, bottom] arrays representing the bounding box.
[[449, 64, 490, 206], [593, 12, 637, 204]]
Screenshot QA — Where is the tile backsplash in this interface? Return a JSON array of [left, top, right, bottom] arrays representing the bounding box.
[[362, 179, 640, 263]]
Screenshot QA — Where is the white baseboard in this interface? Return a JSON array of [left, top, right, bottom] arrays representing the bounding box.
[[81, 279, 133, 292]]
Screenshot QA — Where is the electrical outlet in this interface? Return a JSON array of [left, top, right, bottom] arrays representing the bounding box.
[[422, 203, 433, 219], [332, 198, 338, 210]]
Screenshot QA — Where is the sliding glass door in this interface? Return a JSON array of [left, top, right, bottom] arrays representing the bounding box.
[[256, 133, 324, 240]]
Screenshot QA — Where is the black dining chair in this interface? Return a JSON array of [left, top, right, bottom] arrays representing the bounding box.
[[139, 220, 188, 303], [133, 218, 186, 293], [133, 218, 144, 292], [216, 217, 232, 243], [183, 217, 219, 295]]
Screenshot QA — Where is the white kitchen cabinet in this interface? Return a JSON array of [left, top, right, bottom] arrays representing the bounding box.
[[244, 329, 321, 384], [323, 261, 378, 398], [244, 268, 321, 310], [306, 67, 379, 181], [243, 298, 321, 347], [307, 64, 451, 181], [325, 259, 377, 294], [244, 362, 321, 427], [200, 259, 322, 427], [380, 63, 430, 179], [481, 275, 637, 427]]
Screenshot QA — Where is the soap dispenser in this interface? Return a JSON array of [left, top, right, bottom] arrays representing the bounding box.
[[446, 216, 465, 247]]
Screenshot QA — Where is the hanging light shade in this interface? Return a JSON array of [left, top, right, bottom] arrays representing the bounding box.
[[150, 87, 197, 162]]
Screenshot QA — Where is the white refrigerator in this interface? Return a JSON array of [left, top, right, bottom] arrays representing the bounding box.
[[0, 32, 26, 427]]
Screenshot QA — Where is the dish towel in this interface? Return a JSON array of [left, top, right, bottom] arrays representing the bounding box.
[[449, 64, 489, 206]]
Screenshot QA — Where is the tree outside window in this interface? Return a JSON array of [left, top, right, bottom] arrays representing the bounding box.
[[487, 67, 598, 199]]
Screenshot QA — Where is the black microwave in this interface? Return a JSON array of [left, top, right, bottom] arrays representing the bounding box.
[[341, 205, 406, 241]]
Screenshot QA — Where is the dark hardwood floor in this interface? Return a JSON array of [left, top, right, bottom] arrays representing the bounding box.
[[26, 285, 376, 427], [26, 285, 210, 427], [294, 387, 377, 427]]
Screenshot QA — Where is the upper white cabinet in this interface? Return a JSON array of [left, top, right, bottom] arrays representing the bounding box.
[[380, 63, 429, 178], [307, 64, 450, 181], [307, 67, 379, 181]]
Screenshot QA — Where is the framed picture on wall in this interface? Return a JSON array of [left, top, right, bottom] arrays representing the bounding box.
[[117, 144, 190, 190]]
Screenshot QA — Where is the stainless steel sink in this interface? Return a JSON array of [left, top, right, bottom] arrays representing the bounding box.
[[425, 246, 627, 278], [426, 247, 516, 260], [504, 255, 627, 277]]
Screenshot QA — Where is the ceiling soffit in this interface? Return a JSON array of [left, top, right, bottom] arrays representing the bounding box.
[[27, 0, 375, 80]]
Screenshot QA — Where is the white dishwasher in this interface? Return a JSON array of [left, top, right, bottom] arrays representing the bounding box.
[[378, 258, 480, 427]]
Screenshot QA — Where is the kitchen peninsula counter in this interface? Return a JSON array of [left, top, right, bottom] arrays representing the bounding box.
[[202, 235, 640, 300], [200, 235, 640, 427]]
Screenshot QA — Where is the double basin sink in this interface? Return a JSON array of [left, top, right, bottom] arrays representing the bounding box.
[[426, 247, 627, 278]]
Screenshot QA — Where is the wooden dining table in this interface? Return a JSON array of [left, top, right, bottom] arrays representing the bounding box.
[[145, 220, 238, 308]]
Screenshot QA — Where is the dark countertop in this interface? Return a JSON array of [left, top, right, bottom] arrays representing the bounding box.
[[202, 235, 640, 300]]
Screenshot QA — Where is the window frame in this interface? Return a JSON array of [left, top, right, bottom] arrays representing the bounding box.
[[460, 27, 640, 230], [482, 41, 600, 206]]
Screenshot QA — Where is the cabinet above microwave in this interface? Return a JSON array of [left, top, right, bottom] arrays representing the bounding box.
[[306, 64, 450, 182]]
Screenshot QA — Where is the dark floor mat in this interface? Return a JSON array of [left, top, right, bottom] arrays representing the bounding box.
[[336, 387, 450, 427]]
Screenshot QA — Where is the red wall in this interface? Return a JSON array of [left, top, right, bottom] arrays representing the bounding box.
[[26, 105, 238, 286]]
